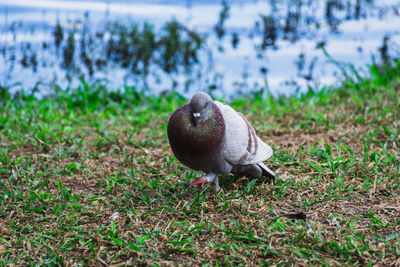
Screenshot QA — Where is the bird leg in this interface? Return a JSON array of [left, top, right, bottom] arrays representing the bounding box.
[[208, 176, 222, 197], [189, 172, 216, 189], [213, 176, 221, 192]]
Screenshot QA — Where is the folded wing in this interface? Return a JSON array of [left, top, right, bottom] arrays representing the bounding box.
[[215, 101, 273, 165]]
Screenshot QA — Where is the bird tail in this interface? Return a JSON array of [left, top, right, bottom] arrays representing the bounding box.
[[257, 162, 275, 180]]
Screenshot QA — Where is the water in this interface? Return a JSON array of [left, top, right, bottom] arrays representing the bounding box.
[[1, 0, 400, 98]]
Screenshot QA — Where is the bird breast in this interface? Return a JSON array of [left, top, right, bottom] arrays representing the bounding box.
[[167, 103, 225, 160]]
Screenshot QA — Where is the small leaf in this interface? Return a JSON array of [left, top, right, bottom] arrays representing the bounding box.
[[385, 232, 398, 242], [351, 95, 364, 109]]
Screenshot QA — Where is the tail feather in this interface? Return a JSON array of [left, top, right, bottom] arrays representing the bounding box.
[[257, 162, 275, 180]]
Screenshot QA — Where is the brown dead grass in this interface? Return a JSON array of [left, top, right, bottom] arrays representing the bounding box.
[[1, 87, 399, 266]]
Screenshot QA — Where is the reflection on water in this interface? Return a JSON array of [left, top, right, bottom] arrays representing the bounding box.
[[1, 0, 400, 97]]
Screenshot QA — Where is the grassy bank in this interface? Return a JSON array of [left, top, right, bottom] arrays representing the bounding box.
[[0, 61, 399, 266]]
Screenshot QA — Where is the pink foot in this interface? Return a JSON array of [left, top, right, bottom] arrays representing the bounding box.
[[189, 178, 207, 189], [208, 188, 222, 197]]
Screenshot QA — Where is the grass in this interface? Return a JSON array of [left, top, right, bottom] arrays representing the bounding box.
[[0, 60, 399, 266]]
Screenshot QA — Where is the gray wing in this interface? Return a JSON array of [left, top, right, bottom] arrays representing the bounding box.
[[215, 101, 273, 165]]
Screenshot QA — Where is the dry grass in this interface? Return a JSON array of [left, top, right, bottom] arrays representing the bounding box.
[[0, 67, 399, 265]]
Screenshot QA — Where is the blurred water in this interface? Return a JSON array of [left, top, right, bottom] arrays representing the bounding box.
[[1, 0, 400, 97]]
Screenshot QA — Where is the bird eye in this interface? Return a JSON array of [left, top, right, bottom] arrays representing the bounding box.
[[204, 103, 208, 108]]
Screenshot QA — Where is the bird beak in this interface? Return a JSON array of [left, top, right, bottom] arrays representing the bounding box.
[[193, 112, 200, 126]]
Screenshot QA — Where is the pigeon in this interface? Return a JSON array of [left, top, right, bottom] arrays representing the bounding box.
[[167, 92, 275, 193]]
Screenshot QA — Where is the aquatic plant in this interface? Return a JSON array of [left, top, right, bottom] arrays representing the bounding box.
[[0, 0, 397, 95]]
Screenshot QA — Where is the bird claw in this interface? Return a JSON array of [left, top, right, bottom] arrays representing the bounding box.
[[189, 178, 207, 189], [208, 188, 222, 197]]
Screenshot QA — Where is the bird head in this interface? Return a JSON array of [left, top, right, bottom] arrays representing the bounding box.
[[189, 92, 213, 126]]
